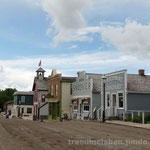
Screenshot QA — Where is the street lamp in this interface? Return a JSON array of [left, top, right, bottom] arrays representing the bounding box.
[[102, 75, 106, 122]]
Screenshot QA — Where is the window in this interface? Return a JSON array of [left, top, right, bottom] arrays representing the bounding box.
[[14, 96, 17, 105], [55, 84, 58, 96], [118, 93, 123, 108], [51, 85, 53, 96], [41, 94, 46, 102], [21, 96, 25, 103], [83, 104, 90, 111], [70, 84, 72, 95], [27, 108, 32, 114], [106, 93, 110, 107], [73, 104, 78, 111]]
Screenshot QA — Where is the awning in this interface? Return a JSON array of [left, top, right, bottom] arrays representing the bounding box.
[[47, 98, 59, 103], [71, 97, 90, 104], [72, 97, 90, 100]]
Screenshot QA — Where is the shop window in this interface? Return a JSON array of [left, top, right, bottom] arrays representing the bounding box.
[[27, 108, 32, 114], [106, 93, 110, 107], [73, 104, 78, 111], [51, 85, 53, 96], [41, 94, 46, 102], [21, 96, 25, 103], [83, 104, 90, 111], [118, 93, 123, 108], [55, 84, 58, 96]]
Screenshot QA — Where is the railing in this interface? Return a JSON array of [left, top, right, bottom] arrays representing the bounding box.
[[97, 106, 103, 121], [127, 110, 150, 124]]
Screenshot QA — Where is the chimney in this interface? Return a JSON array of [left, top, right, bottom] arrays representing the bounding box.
[[138, 69, 145, 76]]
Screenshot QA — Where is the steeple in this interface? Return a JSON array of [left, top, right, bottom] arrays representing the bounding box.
[[36, 67, 45, 80]]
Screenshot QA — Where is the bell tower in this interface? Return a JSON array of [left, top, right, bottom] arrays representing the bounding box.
[[36, 67, 46, 80]]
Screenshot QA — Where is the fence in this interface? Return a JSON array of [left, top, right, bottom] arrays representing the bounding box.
[[127, 110, 150, 124]]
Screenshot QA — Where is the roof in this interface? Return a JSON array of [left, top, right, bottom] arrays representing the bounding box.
[[33, 77, 48, 91], [86, 73, 102, 93], [61, 77, 76, 83], [5, 101, 13, 104], [127, 74, 150, 93], [13, 91, 34, 96], [36, 67, 45, 72]]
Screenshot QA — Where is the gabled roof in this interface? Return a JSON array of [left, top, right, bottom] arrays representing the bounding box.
[[127, 74, 150, 93], [36, 67, 45, 72], [86, 73, 102, 93]]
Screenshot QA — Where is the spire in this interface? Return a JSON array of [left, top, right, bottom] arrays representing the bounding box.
[[36, 67, 45, 73]]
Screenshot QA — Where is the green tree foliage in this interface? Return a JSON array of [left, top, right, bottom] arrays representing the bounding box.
[[0, 88, 17, 111]]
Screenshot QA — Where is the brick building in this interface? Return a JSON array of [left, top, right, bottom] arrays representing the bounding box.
[[47, 69, 76, 120]]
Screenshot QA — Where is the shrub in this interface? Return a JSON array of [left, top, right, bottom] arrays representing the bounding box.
[[144, 114, 150, 123], [107, 116, 120, 121], [132, 116, 142, 123]]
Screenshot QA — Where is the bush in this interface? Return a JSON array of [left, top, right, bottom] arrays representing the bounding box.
[[107, 116, 120, 121], [132, 116, 142, 123], [144, 114, 150, 123]]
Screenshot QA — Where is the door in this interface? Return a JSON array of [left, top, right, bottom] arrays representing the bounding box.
[[52, 103, 57, 119], [112, 94, 117, 116]]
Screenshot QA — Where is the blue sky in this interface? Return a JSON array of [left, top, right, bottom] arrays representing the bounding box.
[[1, 0, 150, 90]]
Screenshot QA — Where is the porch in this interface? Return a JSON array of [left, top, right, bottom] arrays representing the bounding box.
[[71, 97, 91, 120]]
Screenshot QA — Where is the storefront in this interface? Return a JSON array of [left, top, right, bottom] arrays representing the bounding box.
[[47, 69, 76, 121], [72, 71, 101, 120], [13, 91, 34, 120], [103, 70, 127, 119], [101, 69, 150, 120]]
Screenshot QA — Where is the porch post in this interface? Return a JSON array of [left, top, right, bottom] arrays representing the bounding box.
[[142, 112, 145, 124], [131, 112, 134, 121]]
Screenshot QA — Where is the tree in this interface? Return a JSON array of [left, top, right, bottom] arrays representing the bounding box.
[[0, 88, 17, 111]]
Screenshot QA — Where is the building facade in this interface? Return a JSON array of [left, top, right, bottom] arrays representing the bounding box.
[[71, 71, 102, 120], [47, 69, 76, 121], [13, 91, 34, 120], [32, 67, 48, 119], [100, 69, 150, 120]]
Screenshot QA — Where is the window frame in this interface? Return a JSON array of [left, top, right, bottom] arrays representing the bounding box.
[[51, 85, 54, 96], [118, 92, 124, 109], [55, 84, 58, 96], [73, 104, 78, 111], [27, 108, 32, 114], [21, 96, 25, 103], [83, 104, 90, 112], [106, 92, 110, 108], [41, 94, 46, 102]]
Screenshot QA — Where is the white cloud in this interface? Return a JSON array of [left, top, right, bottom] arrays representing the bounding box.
[[40, 0, 92, 46], [99, 20, 150, 57]]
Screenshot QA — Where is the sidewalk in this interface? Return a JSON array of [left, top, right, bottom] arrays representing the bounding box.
[[106, 120, 150, 130]]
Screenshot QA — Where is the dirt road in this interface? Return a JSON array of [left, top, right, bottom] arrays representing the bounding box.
[[0, 116, 150, 150]]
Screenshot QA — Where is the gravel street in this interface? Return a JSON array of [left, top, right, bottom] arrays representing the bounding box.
[[0, 115, 150, 150]]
